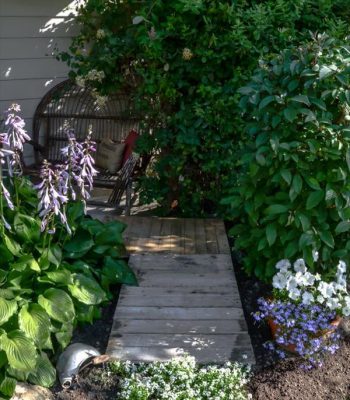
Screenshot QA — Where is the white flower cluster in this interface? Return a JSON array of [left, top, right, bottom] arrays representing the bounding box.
[[75, 69, 105, 89], [96, 29, 106, 39], [111, 355, 252, 400], [273, 258, 350, 316]]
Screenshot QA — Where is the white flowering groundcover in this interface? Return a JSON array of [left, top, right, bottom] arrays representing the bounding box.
[[110, 356, 252, 400]]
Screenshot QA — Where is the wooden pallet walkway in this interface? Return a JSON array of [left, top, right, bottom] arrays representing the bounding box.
[[100, 216, 255, 364]]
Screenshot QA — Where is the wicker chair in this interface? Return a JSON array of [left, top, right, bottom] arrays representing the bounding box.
[[30, 79, 141, 215]]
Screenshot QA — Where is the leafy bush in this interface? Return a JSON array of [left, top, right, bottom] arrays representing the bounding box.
[[111, 355, 251, 400], [59, 0, 350, 216], [0, 106, 136, 398], [225, 34, 350, 279]]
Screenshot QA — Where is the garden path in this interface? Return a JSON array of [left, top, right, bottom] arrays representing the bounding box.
[[88, 212, 255, 364]]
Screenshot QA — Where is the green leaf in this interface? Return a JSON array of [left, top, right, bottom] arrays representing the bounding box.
[[18, 304, 51, 348], [283, 108, 297, 122], [43, 268, 72, 285], [3, 236, 21, 257], [290, 95, 310, 106], [48, 244, 62, 267], [292, 174, 303, 194], [0, 376, 16, 397], [297, 213, 311, 231], [0, 330, 36, 372], [28, 353, 56, 388], [280, 170, 292, 185], [13, 214, 40, 243], [0, 298, 17, 326], [0, 244, 13, 264], [271, 115, 281, 128], [264, 204, 289, 215], [306, 191, 324, 210], [38, 289, 75, 324], [95, 222, 126, 246], [55, 323, 73, 349], [310, 97, 327, 111], [266, 224, 277, 246], [63, 230, 94, 257], [259, 95, 275, 110], [102, 257, 138, 287], [319, 66, 333, 79], [79, 218, 104, 235], [335, 221, 350, 234], [68, 274, 106, 305], [304, 177, 321, 190], [287, 80, 299, 91], [319, 231, 335, 248]]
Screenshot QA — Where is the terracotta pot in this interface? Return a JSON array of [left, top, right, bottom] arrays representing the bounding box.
[[268, 316, 342, 354]]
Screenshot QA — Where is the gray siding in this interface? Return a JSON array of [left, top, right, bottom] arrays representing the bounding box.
[[0, 0, 80, 163]]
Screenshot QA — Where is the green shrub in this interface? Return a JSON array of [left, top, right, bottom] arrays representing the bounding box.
[[224, 34, 350, 280], [59, 0, 350, 216]]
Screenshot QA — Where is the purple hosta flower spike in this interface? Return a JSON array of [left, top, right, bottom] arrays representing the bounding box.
[[77, 132, 97, 202], [61, 129, 84, 200], [4, 104, 30, 176], [35, 160, 70, 234], [0, 133, 14, 211], [4, 104, 30, 152]]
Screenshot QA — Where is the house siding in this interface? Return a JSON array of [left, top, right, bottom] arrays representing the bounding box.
[[0, 0, 80, 163]]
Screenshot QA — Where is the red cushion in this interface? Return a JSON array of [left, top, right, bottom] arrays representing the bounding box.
[[122, 130, 139, 165]]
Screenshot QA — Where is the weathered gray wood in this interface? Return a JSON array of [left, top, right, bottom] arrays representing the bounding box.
[[119, 293, 241, 307], [112, 319, 248, 335], [109, 333, 252, 348], [108, 346, 255, 364], [105, 223, 255, 365], [115, 306, 244, 320]]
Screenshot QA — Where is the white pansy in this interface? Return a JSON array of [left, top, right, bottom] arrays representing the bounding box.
[[302, 291, 314, 305], [326, 297, 340, 311], [288, 288, 301, 300], [272, 272, 290, 289], [303, 272, 316, 286], [286, 276, 298, 291], [295, 271, 306, 286], [293, 258, 307, 273], [343, 306, 350, 316], [316, 294, 325, 304], [275, 259, 291, 272], [337, 261, 347, 274], [318, 281, 335, 299], [344, 296, 350, 306], [312, 249, 319, 262]]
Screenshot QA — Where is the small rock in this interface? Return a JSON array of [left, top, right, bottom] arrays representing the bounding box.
[[11, 383, 53, 400]]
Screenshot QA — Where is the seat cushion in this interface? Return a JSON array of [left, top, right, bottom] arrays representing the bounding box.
[[95, 139, 126, 173], [122, 130, 139, 165]]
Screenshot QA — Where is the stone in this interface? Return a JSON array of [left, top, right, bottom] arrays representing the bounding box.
[[11, 383, 53, 400]]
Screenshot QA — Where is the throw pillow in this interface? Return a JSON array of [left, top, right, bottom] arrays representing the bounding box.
[[95, 139, 126, 173]]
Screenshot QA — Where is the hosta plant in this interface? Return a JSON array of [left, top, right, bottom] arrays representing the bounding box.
[[0, 105, 136, 398], [226, 34, 350, 279], [254, 257, 349, 367]]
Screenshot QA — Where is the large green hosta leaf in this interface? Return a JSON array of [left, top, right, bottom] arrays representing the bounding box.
[[13, 213, 41, 243], [0, 330, 36, 371], [18, 304, 51, 348], [28, 353, 56, 388], [0, 298, 17, 326], [68, 274, 106, 305], [102, 257, 138, 287], [0, 375, 16, 397], [38, 289, 75, 324], [55, 322, 73, 349], [95, 221, 126, 246]]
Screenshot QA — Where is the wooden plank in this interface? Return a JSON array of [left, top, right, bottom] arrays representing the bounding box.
[[121, 286, 236, 295], [119, 293, 240, 307], [136, 272, 234, 287], [111, 319, 248, 335], [107, 346, 255, 364], [204, 220, 219, 253], [115, 307, 244, 320], [184, 218, 195, 254], [109, 333, 252, 348], [212, 219, 231, 254], [0, 16, 79, 38], [195, 219, 207, 253], [0, 58, 68, 81], [170, 218, 184, 254], [129, 253, 234, 272]]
